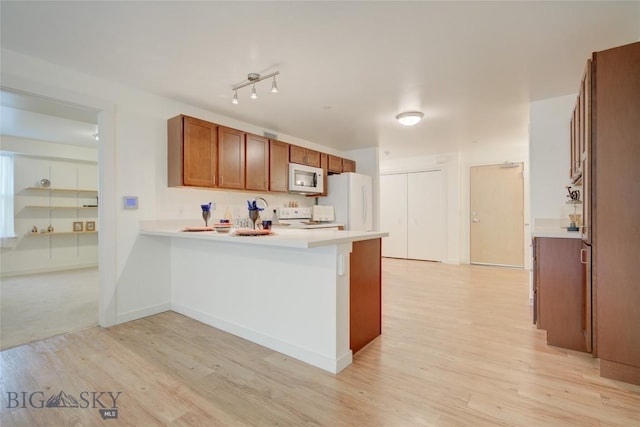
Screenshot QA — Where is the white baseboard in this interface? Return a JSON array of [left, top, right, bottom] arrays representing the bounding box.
[[0, 263, 98, 278], [172, 303, 352, 374], [116, 303, 171, 324]]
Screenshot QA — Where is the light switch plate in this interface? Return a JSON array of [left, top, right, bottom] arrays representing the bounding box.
[[123, 196, 138, 209]]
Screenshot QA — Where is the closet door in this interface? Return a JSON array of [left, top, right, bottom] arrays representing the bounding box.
[[407, 170, 444, 261], [380, 173, 408, 258]]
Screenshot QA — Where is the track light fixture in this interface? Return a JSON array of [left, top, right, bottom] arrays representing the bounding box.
[[232, 71, 280, 104]]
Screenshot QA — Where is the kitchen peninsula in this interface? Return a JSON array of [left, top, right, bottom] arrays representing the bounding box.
[[139, 225, 388, 373]]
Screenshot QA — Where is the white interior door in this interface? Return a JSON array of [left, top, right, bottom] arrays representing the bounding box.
[[380, 173, 407, 258], [470, 163, 524, 267], [408, 170, 444, 261]]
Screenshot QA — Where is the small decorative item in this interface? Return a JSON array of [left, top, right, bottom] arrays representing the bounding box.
[[86, 221, 96, 232], [201, 202, 212, 227], [73, 221, 83, 232], [247, 199, 265, 229], [31, 225, 38, 233], [47, 225, 54, 233]]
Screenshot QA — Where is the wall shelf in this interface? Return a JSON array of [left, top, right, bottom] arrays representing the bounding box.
[[26, 187, 98, 193], [26, 231, 98, 236], [25, 205, 98, 209]]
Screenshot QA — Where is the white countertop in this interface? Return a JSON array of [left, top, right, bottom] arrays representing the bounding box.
[[531, 219, 583, 239], [532, 226, 583, 239], [140, 224, 388, 249], [273, 222, 344, 230]]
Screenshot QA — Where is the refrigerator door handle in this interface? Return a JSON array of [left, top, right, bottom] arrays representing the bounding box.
[[362, 185, 367, 224]]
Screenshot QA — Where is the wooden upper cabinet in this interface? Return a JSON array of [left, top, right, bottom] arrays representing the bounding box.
[[168, 115, 217, 187], [318, 153, 328, 196], [245, 134, 269, 191], [342, 158, 356, 173], [290, 145, 321, 167], [328, 155, 343, 174], [269, 140, 289, 192], [218, 126, 245, 189]]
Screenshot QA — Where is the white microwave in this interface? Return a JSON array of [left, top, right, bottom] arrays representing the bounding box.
[[289, 163, 324, 194]]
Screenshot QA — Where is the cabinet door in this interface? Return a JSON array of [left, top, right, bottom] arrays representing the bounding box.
[[289, 145, 307, 165], [305, 149, 321, 167], [380, 173, 408, 258], [407, 170, 444, 262], [269, 140, 289, 192], [289, 145, 320, 167], [537, 237, 586, 352], [328, 155, 343, 173], [169, 116, 217, 187], [245, 134, 268, 191], [342, 159, 356, 173], [217, 126, 245, 189]]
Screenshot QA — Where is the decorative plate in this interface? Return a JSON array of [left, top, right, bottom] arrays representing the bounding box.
[[182, 226, 214, 232]]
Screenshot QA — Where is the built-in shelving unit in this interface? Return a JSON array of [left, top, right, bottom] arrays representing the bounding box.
[[26, 231, 98, 236], [26, 187, 98, 193], [25, 205, 98, 209]]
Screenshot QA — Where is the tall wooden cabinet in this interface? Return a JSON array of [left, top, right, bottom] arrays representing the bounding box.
[[591, 41, 640, 385]]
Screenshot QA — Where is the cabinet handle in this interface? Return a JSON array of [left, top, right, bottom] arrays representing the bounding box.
[[580, 248, 588, 264], [213, 176, 216, 186]]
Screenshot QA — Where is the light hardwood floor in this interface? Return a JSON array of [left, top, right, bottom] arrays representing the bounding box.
[[1, 259, 638, 426], [0, 268, 98, 350]]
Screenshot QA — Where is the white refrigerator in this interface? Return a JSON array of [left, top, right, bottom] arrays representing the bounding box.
[[321, 172, 373, 231]]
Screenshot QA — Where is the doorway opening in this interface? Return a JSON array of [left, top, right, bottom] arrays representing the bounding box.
[[0, 88, 100, 349]]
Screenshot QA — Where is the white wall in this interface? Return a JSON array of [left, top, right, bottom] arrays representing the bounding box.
[[0, 48, 378, 326], [529, 94, 576, 222]]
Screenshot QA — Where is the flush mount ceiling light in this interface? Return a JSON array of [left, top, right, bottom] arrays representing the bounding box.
[[232, 71, 280, 104], [396, 111, 424, 126]]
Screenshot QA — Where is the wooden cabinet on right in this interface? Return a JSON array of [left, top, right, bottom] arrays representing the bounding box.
[[328, 155, 343, 173], [342, 158, 356, 173], [327, 155, 357, 174], [591, 41, 640, 385]]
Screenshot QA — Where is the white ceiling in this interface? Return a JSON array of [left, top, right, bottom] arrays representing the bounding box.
[[1, 2, 638, 159]]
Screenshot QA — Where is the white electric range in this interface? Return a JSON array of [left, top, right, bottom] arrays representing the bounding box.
[[275, 207, 342, 230]]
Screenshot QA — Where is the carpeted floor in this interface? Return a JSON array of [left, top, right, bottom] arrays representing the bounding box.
[[0, 267, 98, 350]]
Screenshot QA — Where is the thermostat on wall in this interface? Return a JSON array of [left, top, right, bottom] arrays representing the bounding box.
[[123, 196, 138, 210]]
